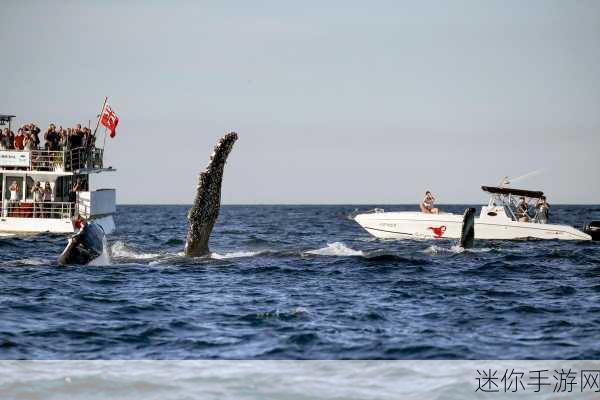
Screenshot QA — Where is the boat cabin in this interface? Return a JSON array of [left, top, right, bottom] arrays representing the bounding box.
[[480, 185, 547, 223]]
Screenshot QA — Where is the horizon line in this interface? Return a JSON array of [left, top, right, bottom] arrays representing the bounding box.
[[115, 202, 600, 206]]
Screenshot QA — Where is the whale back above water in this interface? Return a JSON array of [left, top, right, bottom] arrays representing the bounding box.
[[184, 132, 238, 257], [58, 222, 105, 265], [459, 207, 476, 249]]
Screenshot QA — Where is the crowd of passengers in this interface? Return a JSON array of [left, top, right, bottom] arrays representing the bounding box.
[[0, 122, 95, 151]]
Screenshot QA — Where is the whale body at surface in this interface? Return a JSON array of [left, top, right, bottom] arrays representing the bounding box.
[[58, 222, 106, 265]]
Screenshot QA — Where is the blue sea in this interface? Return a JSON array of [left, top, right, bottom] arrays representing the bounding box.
[[1, 204, 599, 359]]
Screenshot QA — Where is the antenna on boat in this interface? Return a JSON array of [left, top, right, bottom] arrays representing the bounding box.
[[505, 168, 545, 187], [499, 176, 510, 188]]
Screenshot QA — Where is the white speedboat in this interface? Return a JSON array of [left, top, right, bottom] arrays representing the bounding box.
[[354, 186, 595, 241]]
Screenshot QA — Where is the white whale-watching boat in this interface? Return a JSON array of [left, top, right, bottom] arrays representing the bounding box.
[[0, 114, 116, 235], [354, 186, 593, 241]]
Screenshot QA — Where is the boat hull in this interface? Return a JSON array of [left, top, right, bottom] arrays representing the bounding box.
[[0, 217, 75, 234], [0, 215, 114, 235], [354, 211, 591, 241]]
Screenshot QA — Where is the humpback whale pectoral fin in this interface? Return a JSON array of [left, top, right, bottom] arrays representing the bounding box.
[[184, 132, 238, 257], [459, 207, 476, 249]]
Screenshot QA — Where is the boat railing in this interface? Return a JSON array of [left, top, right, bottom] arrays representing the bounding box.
[[30, 150, 65, 171], [2, 147, 104, 172], [65, 147, 104, 171], [0, 200, 73, 219]]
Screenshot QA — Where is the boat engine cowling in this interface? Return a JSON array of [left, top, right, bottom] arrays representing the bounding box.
[[583, 221, 600, 241]]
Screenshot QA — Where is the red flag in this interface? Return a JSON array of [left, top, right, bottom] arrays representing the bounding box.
[[100, 103, 120, 138]]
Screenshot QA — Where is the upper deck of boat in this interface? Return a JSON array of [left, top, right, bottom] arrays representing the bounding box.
[[0, 147, 106, 176]]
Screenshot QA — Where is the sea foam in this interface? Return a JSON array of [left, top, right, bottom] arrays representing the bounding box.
[[305, 242, 364, 257]]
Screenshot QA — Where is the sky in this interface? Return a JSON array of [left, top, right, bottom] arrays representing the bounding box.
[[1, 0, 599, 204]]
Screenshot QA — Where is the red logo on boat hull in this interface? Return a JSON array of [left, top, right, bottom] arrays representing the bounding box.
[[428, 225, 447, 238]]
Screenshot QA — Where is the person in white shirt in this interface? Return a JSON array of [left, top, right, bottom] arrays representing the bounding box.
[[9, 181, 20, 216]]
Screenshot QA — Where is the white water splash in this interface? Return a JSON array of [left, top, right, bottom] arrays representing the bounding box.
[[423, 244, 467, 254], [88, 237, 111, 266], [110, 241, 160, 260], [257, 306, 309, 319], [15, 257, 47, 266], [211, 250, 262, 260], [305, 242, 364, 257], [424, 244, 491, 254]]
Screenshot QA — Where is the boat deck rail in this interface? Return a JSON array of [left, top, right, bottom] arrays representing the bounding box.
[[0, 147, 103, 172], [0, 200, 73, 219]]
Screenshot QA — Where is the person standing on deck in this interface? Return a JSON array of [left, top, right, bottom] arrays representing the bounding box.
[[8, 181, 20, 216], [71, 124, 84, 149], [2, 128, 15, 149], [44, 124, 60, 151], [69, 177, 82, 216], [29, 123, 41, 149], [23, 132, 35, 151], [14, 128, 25, 150], [32, 181, 44, 218], [516, 197, 530, 222], [0, 129, 7, 150], [43, 182, 53, 218], [58, 127, 68, 150], [535, 196, 550, 224]]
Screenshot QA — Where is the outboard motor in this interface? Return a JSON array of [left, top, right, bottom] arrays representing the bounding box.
[[583, 221, 600, 241]]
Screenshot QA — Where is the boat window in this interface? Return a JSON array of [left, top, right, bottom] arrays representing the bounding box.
[[54, 176, 69, 202], [53, 175, 89, 202]]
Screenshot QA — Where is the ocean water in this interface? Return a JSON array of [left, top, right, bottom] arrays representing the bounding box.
[[1, 204, 599, 360]]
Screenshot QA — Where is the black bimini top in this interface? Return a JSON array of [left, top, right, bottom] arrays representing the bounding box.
[[0, 114, 16, 123], [481, 186, 544, 199]]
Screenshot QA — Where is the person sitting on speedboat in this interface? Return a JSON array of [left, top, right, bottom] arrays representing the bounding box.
[[516, 197, 530, 222], [420, 191, 440, 214], [535, 195, 550, 224]]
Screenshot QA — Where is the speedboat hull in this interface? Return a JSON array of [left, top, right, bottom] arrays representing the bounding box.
[[354, 211, 591, 241]]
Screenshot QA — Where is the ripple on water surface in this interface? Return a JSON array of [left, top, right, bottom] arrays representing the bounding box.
[[0, 204, 599, 359]]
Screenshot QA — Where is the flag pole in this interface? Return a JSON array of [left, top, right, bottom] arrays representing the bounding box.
[[102, 126, 109, 150], [93, 96, 108, 137]]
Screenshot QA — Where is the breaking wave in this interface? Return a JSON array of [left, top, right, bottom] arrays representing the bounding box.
[[88, 237, 112, 266], [111, 241, 160, 260], [305, 242, 364, 257], [1, 204, 597, 360], [424, 244, 492, 255], [212, 250, 263, 259]]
